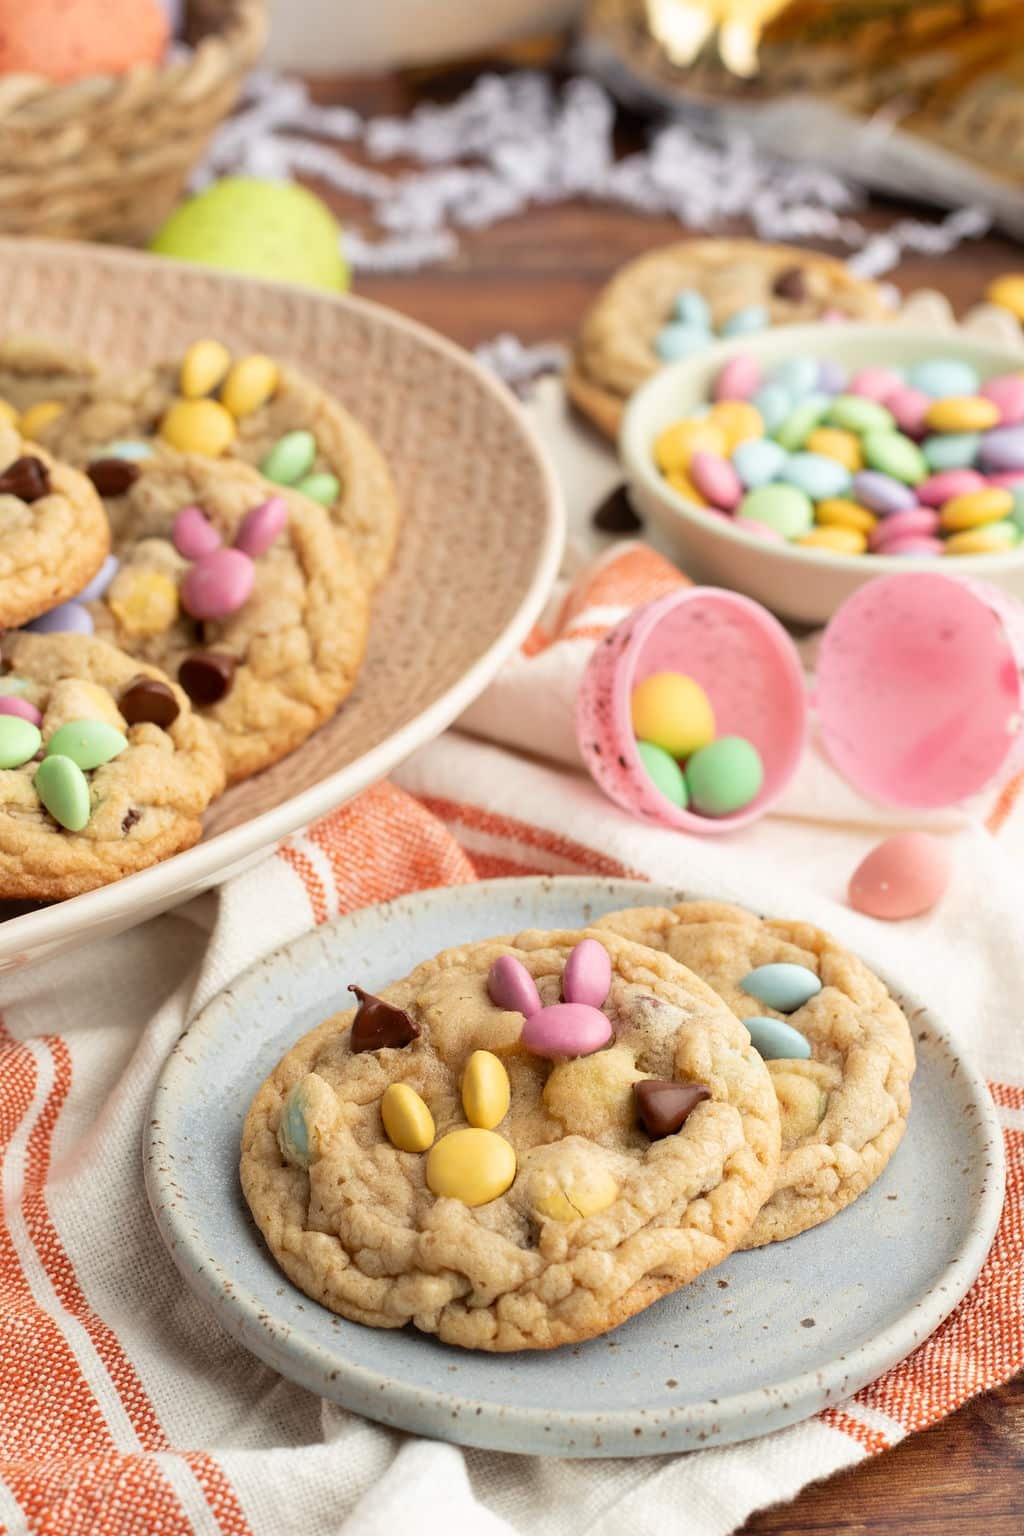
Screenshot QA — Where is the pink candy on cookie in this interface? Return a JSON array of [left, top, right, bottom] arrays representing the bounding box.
[[173, 505, 222, 560], [235, 496, 288, 558], [180, 547, 254, 620], [487, 939, 613, 1058]]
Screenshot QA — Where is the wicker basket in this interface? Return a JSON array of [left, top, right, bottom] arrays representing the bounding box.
[[0, 0, 266, 245]]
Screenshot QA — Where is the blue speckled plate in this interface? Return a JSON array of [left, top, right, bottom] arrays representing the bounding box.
[[144, 878, 1005, 1458]]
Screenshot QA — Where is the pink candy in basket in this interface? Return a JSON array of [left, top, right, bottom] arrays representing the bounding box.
[[577, 573, 1024, 831]]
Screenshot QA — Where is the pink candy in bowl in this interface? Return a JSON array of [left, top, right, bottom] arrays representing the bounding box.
[[576, 588, 807, 833]]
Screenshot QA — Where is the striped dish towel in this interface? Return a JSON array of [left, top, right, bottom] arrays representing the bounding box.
[[1, 540, 1021, 1536]]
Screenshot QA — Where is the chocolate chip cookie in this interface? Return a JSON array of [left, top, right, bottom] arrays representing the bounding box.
[[7, 339, 400, 589], [567, 239, 887, 438], [82, 451, 370, 785], [240, 928, 780, 1352], [596, 902, 915, 1247], [0, 422, 110, 630], [0, 632, 224, 900]]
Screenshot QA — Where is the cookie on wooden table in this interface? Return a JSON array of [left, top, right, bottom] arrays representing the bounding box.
[[241, 927, 780, 1351], [596, 901, 915, 1247], [0, 632, 224, 900], [567, 239, 888, 439]]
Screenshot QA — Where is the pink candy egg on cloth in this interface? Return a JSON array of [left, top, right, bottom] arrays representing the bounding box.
[[849, 833, 951, 920], [180, 547, 254, 619]]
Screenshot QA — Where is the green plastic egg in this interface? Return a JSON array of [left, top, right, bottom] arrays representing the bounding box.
[[685, 735, 764, 817], [150, 178, 349, 293]]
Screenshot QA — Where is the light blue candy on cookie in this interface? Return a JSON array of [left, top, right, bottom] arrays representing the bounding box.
[[744, 1016, 812, 1061], [720, 305, 768, 338], [674, 289, 711, 330], [741, 962, 822, 1012], [655, 324, 709, 363]]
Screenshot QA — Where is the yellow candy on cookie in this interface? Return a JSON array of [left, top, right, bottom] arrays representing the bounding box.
[[19, 400, 63, 439], [381, 1082, 435, 1153], [107, 568, 179, 636], [180, 339, 232, 400], [461, 1050, 510, 1130], [531, 1163, 619, 1222], [220, 355, 279, 419], [159, 398, 236, 457], [425, 1127, 516, 1206]]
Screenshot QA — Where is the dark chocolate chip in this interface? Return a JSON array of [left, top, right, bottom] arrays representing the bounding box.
[[121, 807, 141, 834], [772, 266, 809, 302], [120, 675, 180, 728], [348, 984, 421, 1052], [592, 483, 642, 535], [634, 1079, 711, 1139], [178, 651, 236, 706], [87, 458, 141, 497], [0, 456, 50, 503]]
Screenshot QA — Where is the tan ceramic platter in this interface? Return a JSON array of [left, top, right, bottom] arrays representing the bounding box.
[[0, 239, 564, 972]]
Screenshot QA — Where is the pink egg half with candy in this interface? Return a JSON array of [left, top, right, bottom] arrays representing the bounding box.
[[848, 832, 951, 920], [180, 547, 254, 619], [172, 504, 221, 560], [521, 1002, 612, 1058], [235, 496, 288, 558]]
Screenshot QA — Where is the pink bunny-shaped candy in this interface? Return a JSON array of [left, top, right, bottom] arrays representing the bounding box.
[[488, 938, 613, 1058]]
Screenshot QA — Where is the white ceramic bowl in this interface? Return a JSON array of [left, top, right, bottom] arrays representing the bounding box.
[[620, 325, 1024, 626]]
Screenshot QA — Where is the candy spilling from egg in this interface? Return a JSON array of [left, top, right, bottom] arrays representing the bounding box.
[[654, 350, 1024, 557], [630, 670, 763, 816]]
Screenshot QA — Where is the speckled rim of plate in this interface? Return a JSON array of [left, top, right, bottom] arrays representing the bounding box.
[[144, 877, 1006, 1458]]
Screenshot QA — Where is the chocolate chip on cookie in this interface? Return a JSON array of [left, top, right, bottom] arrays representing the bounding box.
[[120, 675, 180, 728], [0, 455, 50, 502], [348, 985, 421, 1052], [87, 458, 141, 497], [178, 651, 237, 706]]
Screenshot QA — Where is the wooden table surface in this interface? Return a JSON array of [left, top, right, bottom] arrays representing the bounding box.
[[306, 63, 1023, 1533]]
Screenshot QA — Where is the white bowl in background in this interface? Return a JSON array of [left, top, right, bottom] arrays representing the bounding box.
[[620, 325, 1024, 627]]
